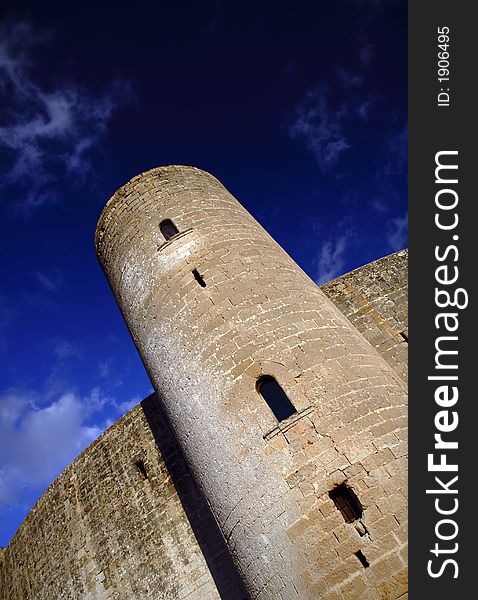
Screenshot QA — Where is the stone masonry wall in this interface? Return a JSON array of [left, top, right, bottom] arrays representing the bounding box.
[[321, 250, 408, 382], [0, 397, 237, 600], [95, 166, 408, 600]]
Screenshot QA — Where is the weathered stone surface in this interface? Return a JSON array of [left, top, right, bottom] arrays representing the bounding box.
[[95, 166, 407, 599], [321, 250, 408, 382], [0, 397, 246, 599], [0, 166, 408, 599]]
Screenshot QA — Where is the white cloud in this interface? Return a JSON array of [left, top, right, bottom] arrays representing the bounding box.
[[98, 358, 112, 379], [0, 295, 17, 355], [337, 68, 363, 88], [0, 389, 102, 508], [35, 268, 62, 293], [97, 357, 125, 388], [53, 339, 83, 361], [380, 126, 407, 177], [315, 232, 351, 285], [370, 125, 407, 214], [0, 376, 143, 512], [290, 89, 351, 171], [0, 19, 134, 214], [359, 43, 375, 67], [0, 21, 46, 90], [116, 397, 141, 415], [386, 211, 408, 250], [356, 100, 372, 122]]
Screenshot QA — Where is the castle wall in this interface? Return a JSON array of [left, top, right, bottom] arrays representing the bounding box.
[[321, 250, 408, 382], [0, 397, 236, 600], [95, 166, 408, 600]]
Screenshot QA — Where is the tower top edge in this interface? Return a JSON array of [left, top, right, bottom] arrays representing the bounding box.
[[94, 165, 219, 250]]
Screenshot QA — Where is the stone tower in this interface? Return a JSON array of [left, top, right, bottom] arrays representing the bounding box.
[[95, 166, 408, 599]]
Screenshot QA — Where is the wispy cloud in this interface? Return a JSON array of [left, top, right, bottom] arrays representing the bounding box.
[[0, 338, 143, 516], [98, 358, 113, 379], [289, 45, 377, 172], [116, 396, 141, 415], [0, 295, 15, 330], [289, 10, 384, 174], [39, 339, 86, 402], [370, 125, 407, 213], [386, 211, 408, 250], [53, 339, 83, 361], [359, 43, 375, 67], [0, 388, 101, 508], [315, 231, 352, 285], [356, 99, 372, 122], [337, 67, 363, 88], [0, 19, 134, 215], [0, 295, 17, 355], [0, 382, 140, 512], [35, 268, 62, 293], [290, 88, 351, 171], [290, 73, 407, 229], [381, 126, 407, 177]]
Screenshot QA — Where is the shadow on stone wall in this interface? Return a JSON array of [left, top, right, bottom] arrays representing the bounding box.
[[141, 394, 250, 600]]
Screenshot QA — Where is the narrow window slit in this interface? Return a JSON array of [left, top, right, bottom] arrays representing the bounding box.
[[159, 219, 179, 241], [399, 331, 408, 343], [329, 483, 363, 523], [355, 550, 370, 568], [135, 459, 148, 480], [192, 269, 206, 287], [256, 375, 296, 422]]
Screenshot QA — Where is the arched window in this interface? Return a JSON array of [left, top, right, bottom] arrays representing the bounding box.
[[160, 219, 179, 241], [329, 483, 363, 523], [256, 375, 296, 421]]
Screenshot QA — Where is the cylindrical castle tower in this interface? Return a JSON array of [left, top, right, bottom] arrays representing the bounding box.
[[95, 166, 408, 600]]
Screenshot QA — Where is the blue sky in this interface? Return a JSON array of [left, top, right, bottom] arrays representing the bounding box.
[[0, 0, 407, 546]]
